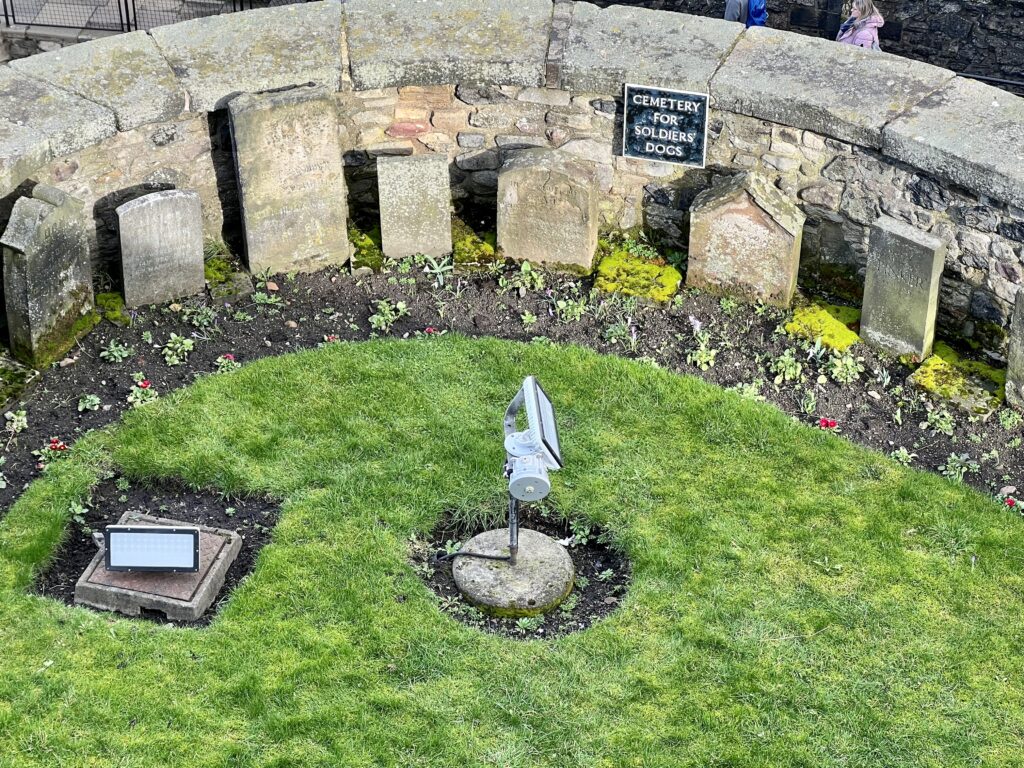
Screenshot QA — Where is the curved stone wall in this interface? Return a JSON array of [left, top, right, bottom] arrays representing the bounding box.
[[0, 0, 1021, 355]]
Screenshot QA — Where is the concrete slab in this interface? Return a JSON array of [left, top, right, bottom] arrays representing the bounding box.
[[883, 76, 1024, 210], [345, 0, 551, 89], [75, 512, 242, 621], [710, 25, 954, 148], [563, 3, 742, 95]]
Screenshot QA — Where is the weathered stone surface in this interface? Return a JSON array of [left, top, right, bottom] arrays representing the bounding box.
[[861, 216, 945, 359], [229, 86, 351, 274], [377, 154, 452, 260], [11, 32, 185, 132], [151, 2, 344, 112], [0, 185, 94, 365], [687, 172, 805, 307], [345, 0, 551, 89], [453, 528, 574, 617], [497, 148, 600, 271], [0, 68, 116, 192], [711, 26, 954, 148], [116, 190, 204, 308], [884, 77, 1024, 210], [75, 513, 242, 622], [1008, 291, 1024, 411], [564, 3, 741, 94]]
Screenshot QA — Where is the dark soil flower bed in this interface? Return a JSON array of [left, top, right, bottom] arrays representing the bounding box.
[[409, 501, 630, 639], [34, 474, 279, 626], [0, 258, 1020, 524]]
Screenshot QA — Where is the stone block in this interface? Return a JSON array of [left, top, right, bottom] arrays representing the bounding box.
[[74, 513, 242, 622], [687, 172, 806, 307], [151, 2, 344, 113], [0, 67, 116, 192], [1008, 291, 1024, 411], [229, 86, 351, 274], [564, 3, 742, 94], [377, 154, 453, 260], [345, 0, 551, 89], [116, 190, 205, 308], [497, 148, 600, 271], [883, 77, 1024, 210], [711, 26, 953, 148], [860, 216, 945, 359], [0, 185, 94, 366], [10, 32, 184, 132]]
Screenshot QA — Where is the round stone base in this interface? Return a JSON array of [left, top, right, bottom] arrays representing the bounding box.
[[452, 528, 575, 617]]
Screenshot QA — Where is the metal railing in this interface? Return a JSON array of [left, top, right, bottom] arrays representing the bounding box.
[[0, 0, 297, 33]]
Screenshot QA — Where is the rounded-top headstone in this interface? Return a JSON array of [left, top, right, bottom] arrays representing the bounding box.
[[453, 528, 574, 617]]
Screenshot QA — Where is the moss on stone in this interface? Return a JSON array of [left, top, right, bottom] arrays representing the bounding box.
[[95, 292, 130, 326], [785, 301, 862, 351], [910, 341, 1005, 414], [452, 217, 498, 268], [349, 224, 385, 271], [593, 247, 682, 303], [20, 304, 100, 368], [204, 257, 234, 286]]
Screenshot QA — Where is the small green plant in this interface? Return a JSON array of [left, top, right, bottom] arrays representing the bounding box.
[[141, 330, 153, 345], [553, 293, 588, 324], [99, 339, 133, 363], [162, 334, 195, 366], [686, 329, 718, 371], [515, 616, 544, 633], [998, 409, 1022, 431], [498, 262, 545, 294], [596, 568, 616, 583], [520, 311, 537, 330], [4, 409, 27, 450], [889, 447, 917, 466], [253, 291, 282, 307], [800, 389, 817, 416], [920, 407, 955, 437], [126, 374, 158, 408], [183, 304, 217, 329], [77, 394, 101, 412], [422, 255, 454, 288], [569, 519, 593, 546], [939, 453, 979, 483], [826, 351, 865, 385], [770, 349, 803, 384], [368, 300, 409, 333], [730, 380, 765, 402], [215, 354, 241, 373], [719, 296, 740, 316], [558, 593, 580, 617]]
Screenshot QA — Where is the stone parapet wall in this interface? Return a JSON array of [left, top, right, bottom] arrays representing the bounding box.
[[0, 0, 1021, 355]]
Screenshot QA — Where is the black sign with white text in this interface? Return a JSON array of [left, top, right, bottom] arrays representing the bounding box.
[[622, 84, 708, 168]]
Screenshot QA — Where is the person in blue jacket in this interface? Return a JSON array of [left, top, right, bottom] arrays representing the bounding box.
[[725, 0, 767, 27]]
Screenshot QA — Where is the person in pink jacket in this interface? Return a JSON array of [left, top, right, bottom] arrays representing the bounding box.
[[836, 0, 884, 50]]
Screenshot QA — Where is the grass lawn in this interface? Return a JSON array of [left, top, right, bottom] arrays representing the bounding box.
[[1, 336, 1022, 767]]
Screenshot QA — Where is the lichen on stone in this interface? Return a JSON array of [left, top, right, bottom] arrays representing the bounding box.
[[785, 301, 861, 351], [451, 216, 498, 267], [95, 292, 130, 326]]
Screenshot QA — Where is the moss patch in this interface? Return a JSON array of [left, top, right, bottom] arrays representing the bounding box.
[[349, 224, 385, 271], [204, 257, 233, 286], [593, 247, 682, 303], [17, 305, 100, 368], [785, 301, 862, 351], [452, 217, 498, 268], [910, 341, 1005, 415], [95, 292, 130, 327]]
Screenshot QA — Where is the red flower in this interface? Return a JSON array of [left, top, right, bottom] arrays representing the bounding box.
[[819, 418, 829, 428], [1007, 497, 1018, 508], [139, 380, 151, 389], [425, 327, 437, 334], [828, 419, 837, 429], [223, 354, 235, 361]]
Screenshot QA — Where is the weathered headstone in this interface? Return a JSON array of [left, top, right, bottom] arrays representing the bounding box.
[[687, 172, 805, 307], [497, 148, 599, 271], [117, 190, 204, 308], [0, 185, 94, 365], [1007, 290, 1024, 411], [860, 216, 945, 359], [377, 154, 453, 260], [229, 85, 351, 275]]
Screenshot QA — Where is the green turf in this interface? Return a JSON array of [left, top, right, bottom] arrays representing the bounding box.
[[1, 336, 1022, 767]]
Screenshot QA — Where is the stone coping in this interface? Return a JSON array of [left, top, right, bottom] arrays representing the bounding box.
[[0, 0, 1021, 209]]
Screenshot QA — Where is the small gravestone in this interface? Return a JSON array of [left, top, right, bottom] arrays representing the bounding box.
[[0, 185, 94, 366], [117, 190, 204, 308], [229, 85, 351, 275], [861, 216, 945, 359], [497, 148, 599, 271], [377, 154, 452, 260], [687, 172, 805, 307], [75, 512, 242, 622], [1007, 291, 1024, 411]]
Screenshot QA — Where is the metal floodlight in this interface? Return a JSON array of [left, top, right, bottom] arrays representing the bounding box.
[[104, 525, 200, 573]]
